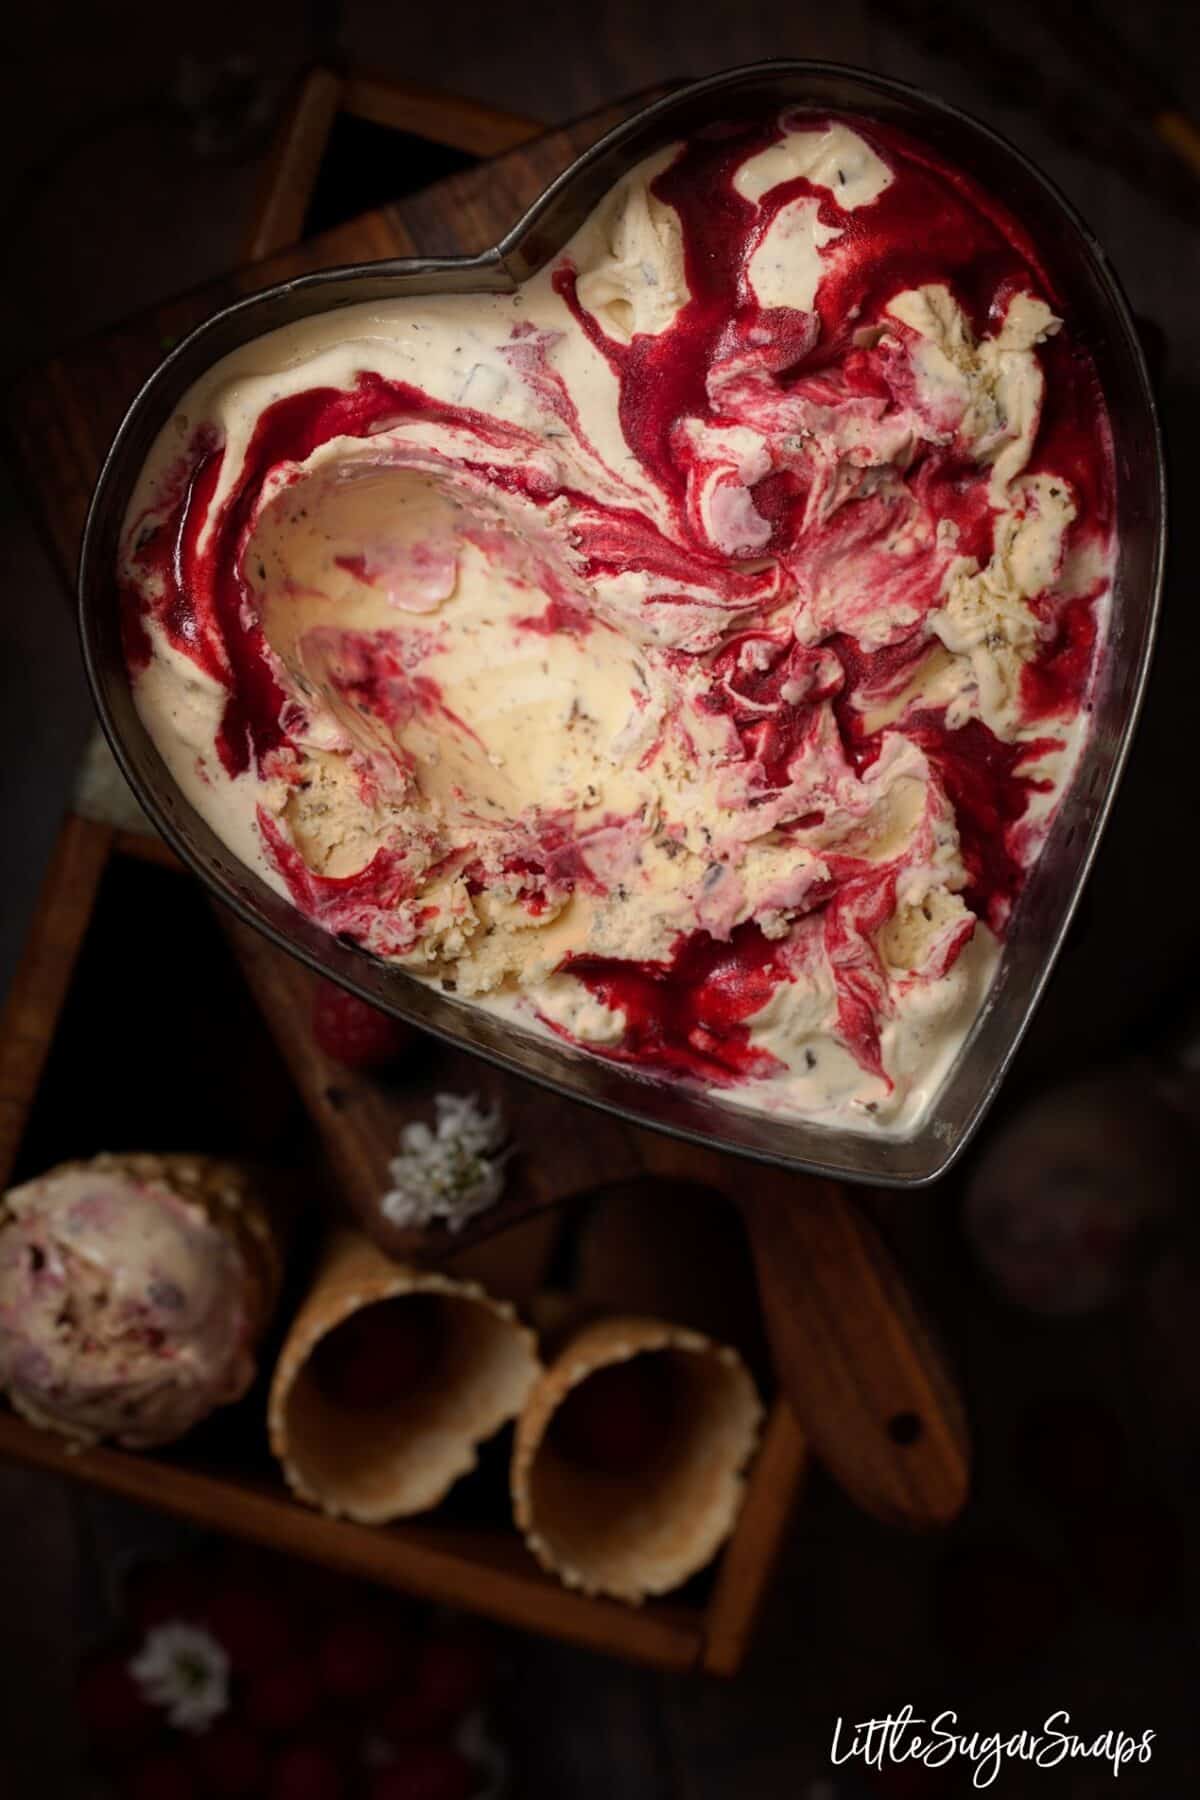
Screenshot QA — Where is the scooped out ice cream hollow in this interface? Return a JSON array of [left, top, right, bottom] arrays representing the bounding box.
[[120, 110, 1115, 1135], [0, 1153, 282, 1447]]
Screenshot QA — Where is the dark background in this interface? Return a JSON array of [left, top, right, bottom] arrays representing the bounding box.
[[1, 2, 1198, 1795]]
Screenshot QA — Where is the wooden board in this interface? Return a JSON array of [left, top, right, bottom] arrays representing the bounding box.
[[0, 815, 806, 1676]]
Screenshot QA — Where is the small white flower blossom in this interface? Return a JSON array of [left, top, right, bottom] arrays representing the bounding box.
[[129, 1620, 231, 1733], [381, 1092, 511, 1232]]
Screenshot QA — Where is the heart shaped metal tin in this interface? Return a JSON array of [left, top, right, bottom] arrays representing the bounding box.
[[78, 62, 1164, 1185]]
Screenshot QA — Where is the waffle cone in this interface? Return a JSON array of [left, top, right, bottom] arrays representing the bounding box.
[[511, 1315, 763, 1604], [269, 1229, 540, 1524]]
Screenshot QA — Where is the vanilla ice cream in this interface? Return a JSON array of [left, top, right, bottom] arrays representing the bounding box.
[[0, 1155, 277, 1446], [118, 113, 1115, 1133]]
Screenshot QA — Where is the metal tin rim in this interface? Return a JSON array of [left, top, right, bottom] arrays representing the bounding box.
[[77, 60, 1166, 1186]]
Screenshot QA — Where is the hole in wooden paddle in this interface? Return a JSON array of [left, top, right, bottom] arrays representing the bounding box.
[[887, 1411, 922, 1446]]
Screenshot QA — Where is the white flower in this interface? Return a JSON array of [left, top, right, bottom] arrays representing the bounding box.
[[129, 1620, 230, 1733], [381, 1092, 511, 1232]]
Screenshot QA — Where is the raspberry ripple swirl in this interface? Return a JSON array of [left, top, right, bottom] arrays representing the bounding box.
[[120, 112, 1114, 1131]]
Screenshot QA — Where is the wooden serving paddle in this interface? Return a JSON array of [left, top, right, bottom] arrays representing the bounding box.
[[744, 1184, 969, 1528], [221, 911, 970, 1533]]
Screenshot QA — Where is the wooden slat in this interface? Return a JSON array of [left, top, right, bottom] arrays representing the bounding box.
[[243, 66, 346, 262], [699, 1405, 808, 1676], [342, 75, 543, 158], [0, 1411, 703, 1671], [0, 813, 111, 1186], [243, 69, 544, 264], [112, 824, 182, 871]]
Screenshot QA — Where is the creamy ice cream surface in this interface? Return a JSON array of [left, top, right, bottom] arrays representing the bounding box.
[[120, 113, 1115, 1133], [0, 1158, 259, 1446]]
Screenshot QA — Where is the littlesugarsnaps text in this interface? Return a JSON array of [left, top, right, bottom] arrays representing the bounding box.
[[830, 1707, 1154, 1789]]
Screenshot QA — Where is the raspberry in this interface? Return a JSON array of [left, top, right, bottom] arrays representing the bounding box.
[[312, 981, 412, 1069], [416, 1638, 491, 1726], [267, 1742, 347, 1800], [367, 1745, 477, 1800], [319, 1615, 402, 1704], [126, 1560, 206, 1632], [124, 1750, 199, 1800], [197, 1720, 268, 1798], [201, 1585, 294, 1675], [245, 1657, 323, 1736], [381, 1635, 491, 1742], [75, 1651, 154, 1752]]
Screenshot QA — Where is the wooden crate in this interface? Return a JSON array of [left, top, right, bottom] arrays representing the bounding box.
[[0, 73, 968, 1677], [0, 813, 807, 1675]]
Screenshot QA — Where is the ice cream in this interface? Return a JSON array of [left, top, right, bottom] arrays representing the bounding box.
[[0, 1154, 280, 1447], [118, 112, 1115, 1132], [268, 1230, 541, 1523]]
